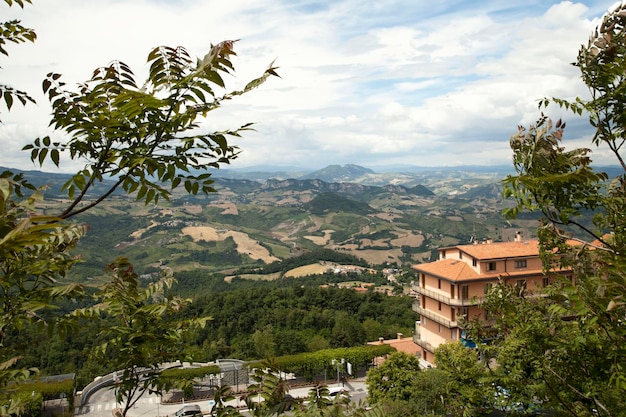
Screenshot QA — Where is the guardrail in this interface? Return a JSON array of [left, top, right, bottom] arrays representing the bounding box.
[[79, 362, 184, 407]]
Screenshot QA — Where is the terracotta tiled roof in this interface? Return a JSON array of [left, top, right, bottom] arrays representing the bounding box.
[[453, 240, 540, 260], [414, 259, 480, 281], [413, 258, 546, 282]]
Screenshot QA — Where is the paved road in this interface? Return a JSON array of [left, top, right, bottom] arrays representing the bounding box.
[[77, 380, 368, 417]]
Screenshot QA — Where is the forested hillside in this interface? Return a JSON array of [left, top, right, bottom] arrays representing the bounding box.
[[13, 280, 415, 388]]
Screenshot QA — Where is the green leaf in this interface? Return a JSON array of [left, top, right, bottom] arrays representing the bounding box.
[[51, 149, 60, 166]]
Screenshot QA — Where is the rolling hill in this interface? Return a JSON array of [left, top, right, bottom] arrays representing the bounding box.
[[1, 164, 538, 284]]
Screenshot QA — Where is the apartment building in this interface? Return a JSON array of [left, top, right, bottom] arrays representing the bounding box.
[[411, 232, 568, 365]]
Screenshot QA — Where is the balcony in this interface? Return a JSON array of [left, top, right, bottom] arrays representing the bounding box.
[[412, 335, 434, 353], [412, 285, 484, 307], [412, 303, 458, 328]]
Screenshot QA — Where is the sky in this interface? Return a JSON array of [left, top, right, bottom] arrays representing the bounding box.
[[0, 0, 620, 172]]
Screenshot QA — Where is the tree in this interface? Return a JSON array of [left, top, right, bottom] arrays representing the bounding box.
[[494, 3, 626, 416], [366, 351, 452, 416], [433, 342, 492, 415], [1, 1, 279, 413], [25, 41, 278, 219], [365, 352, 421, 404], [253, 325, 277, 359], [70, 257, 209, 417], [0, 2, 87, 415], [0, 174, 85, 416]]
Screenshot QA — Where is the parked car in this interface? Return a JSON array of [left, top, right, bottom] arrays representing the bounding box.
[[174, 404, 202, 417], [327, 387, 349, 400]]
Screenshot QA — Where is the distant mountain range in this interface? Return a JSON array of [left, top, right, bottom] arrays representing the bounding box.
[[212, 163, 515, 188], [3, 163, 622, 199], [1, 163, 504, 196]]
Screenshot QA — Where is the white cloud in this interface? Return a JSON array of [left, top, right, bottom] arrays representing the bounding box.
[[0, 0, 615, 172]]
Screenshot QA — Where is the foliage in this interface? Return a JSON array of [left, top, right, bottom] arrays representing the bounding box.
[[237, 360, 382, 417], [248, 345, 395, 378], [496, 4, 626, 416], [245, 361, 296, 417], [434, 342, 492, 415], [0, 0, 36, 123], [366, 352, 450, 417], [9, 391, 41, 417], [158, 365, 221, 395], [16, 378, 73, 403], [210, 385, 242, 417], [365, 352, 421, 404], [0, 4, 53, 413], [472, 281, 622, 415], [24, 42, 278, 219], [185, 286, 413, 362], [306, 192, 375, 216], [69, 257, 210, 417], [2, 0, 279, 414], [0, 172, 85, 415]]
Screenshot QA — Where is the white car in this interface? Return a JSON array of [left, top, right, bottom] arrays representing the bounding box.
[[327, 387, 349, 399]]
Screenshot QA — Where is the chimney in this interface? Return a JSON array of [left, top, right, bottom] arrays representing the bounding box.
[[515, 231, 522, 242], [397, 333, 403, 340], [378, 337, 384, 344]]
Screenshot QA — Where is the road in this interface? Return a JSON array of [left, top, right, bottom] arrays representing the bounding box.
[[76, 379, 368, 417]]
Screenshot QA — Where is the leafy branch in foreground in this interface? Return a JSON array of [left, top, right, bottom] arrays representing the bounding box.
[[0, 173, 85, 416], [0, 0, 37, 123], [24, 41, 279, 219], [70, 257, 210, 417]]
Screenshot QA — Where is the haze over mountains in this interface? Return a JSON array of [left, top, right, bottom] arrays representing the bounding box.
[[3, 163, 512, 197], [211, 163, 514, 195]]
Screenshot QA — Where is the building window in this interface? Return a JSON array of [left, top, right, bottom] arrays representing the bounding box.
[[460, 285, 469, 300], [451, 328, 457, 340], [543, 276, 549, 287], [516, 279, 527, 290], [438, 279, 441, 289], [472, 258, 477, 267], [514, 259, 527, 268], [438, 324, 442, 333], [438, 301, 442, 311], [459, 252, 463, 259], [441, 250, 446, 259], [484, 283, 493, 294], [422, 317, 427, 325], [460, 307, 469, 317], [488, 262, 496, 271]]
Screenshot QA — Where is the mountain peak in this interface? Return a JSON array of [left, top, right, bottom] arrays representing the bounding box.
[[300, 164, 375, 183]]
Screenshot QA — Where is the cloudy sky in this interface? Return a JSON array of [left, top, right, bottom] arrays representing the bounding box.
[[0, 0, 618, 172]]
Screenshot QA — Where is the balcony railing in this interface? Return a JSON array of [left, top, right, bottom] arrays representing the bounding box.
[[412, 335, 434, 353], [412, 285, 484, 306], [412, 303, 458, 328]]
